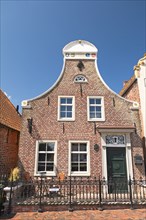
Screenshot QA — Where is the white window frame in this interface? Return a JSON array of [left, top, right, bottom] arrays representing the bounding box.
[[74, 75, 88, 83], [87, 96, 105, 121], [58, 96, 75, 121], [34, 140, 57, 176], [68, 140, 90, 176]]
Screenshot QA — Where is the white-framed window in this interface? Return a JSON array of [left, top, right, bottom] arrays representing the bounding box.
[[74, 75, 87, 83], [58, 96, 75, 121], [68, 141, 90, 176], [35, 140, 57, 176], [87, 96, 105, 121]]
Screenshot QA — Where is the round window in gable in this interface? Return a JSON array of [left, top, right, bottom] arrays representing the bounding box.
[[74, 75, 88, 83]]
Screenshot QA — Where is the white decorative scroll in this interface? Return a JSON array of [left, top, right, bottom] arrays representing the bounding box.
[[74, 75, 87, 83], [105, 135, 125, 145]]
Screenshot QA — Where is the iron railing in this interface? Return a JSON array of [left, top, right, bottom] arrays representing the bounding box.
[[0, 175, 146, 213]]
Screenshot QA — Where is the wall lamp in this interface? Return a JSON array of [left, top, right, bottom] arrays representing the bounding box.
[[27, 117, 33, 134], [94, 144, 99, 152]]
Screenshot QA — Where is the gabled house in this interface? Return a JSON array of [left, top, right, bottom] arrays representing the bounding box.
[[19, 40, 145, 184], [119, 54, 146, 172], [0, 89, 21, 175]]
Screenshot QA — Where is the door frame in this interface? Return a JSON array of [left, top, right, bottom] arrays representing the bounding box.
[[101, 132, 133, 182]]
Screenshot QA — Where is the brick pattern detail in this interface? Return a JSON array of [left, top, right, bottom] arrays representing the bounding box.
[[0, 89, 21, 131], [0, 124, 19, 174], [0, 89, 21, 175], [120, 79, 146, 174], [19, 60, 145, 178]]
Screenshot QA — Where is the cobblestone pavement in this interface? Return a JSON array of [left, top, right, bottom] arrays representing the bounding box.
[[0, 209, 146, 220]]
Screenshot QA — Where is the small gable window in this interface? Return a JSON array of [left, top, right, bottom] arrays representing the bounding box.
[[74, 75, 87, 83]]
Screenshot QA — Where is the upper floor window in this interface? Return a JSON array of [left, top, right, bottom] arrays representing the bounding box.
[[87, 96, 105, 121], [35, 141, 57, 176], [74, 75, 87, 83], [58, 96, 75, 121]]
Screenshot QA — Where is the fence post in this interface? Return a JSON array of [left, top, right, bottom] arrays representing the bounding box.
[[98, 177, 103, 211], [129, 176, 134, 210], [114, 181, 117, 202], [38, 174, 44, 212], [7, 174, 13, 214], [68, 176, 73, 212]]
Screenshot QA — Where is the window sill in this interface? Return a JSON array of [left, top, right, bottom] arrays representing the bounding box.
[[58, 119, 75, 122], [88, 118, 105, 122], [34, 172, 56, 177], [69, 172, 90, 177]]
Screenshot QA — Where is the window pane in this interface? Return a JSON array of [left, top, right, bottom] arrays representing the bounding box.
[[67, 112, 72, 118], [46, 163, 54, 171], [96, 113, 101, 118], [90, 112, 95, 118], [80, 143, 87, 151], [61, 106, 66, 111], [47, 154, 54, 161], [67, 98, 72, 104], [38, 154, 45, 161], [71, 143, 78, 151], [38, 163, 45, 171], [47, 143, 54, 151], [60, 112, 66, 118], [39, 143, 46, 151], [89, 99, 95, 104], [71, 163, 78, 171], [67, 106, 72, 111], [71, 154, 78, 161], [96, 99, 101, 104], [80, 154, 87, 161], [90, 106, 95, 111], [60, 98, 66, 104], [96, 106, 101, 112], [80, 163, 87, 171]]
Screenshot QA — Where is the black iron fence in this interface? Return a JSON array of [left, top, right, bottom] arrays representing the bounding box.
[[0, 175, 146, 213]]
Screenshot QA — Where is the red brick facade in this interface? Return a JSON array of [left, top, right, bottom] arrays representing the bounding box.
[[19, 41, 145, 180], [19, 53, 144, 178], [0, 125, 20, 174], [119, 70, 146, 173], [0, 89, 21, 175]]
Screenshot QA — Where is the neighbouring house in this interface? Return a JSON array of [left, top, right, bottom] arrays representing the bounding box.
[[119, 54, 146, 172], [0, 89, 21, 175], [19, 40, 145, 185]]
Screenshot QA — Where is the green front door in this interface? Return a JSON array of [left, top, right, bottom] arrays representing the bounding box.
[[107, 147, 128, 193]]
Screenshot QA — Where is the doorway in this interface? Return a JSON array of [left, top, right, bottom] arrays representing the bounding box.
[[107, 147, 128, 193]]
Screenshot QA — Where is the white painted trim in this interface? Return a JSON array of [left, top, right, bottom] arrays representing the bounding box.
[[22, 42, 137, 105], [63, 40, 97, 54], [22, 58, 66, 104], [94, 61, 136, 104], [101, 133, 133, 181], [34, 140, 57, 176], [68, 140, 90, 176], [87, 96, 105, 121], [98, 128, 135, 133], [58, 96, 75, 121]]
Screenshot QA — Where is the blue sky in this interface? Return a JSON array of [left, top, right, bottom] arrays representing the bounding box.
[[1, 0, 146, 111]]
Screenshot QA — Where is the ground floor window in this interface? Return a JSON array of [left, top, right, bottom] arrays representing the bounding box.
[[35, 141, 57, 176], [69, 141, 90, 176]]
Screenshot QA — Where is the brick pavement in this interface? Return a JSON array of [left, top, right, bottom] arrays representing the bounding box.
[[0, 209, 146, 220]]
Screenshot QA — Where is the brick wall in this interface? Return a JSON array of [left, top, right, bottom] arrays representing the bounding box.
[[19, 60, 145, 178], [0, 124, 19, 175], [121, 80, 146, 175]]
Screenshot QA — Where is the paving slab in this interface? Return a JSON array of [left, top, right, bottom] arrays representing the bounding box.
[[0, 209, 146, 220]]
